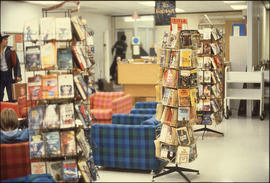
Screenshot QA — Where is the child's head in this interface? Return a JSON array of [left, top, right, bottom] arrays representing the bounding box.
[[0, 108, 19, 131]]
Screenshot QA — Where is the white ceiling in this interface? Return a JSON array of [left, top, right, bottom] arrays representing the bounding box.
[[26, 1, 249, 16]]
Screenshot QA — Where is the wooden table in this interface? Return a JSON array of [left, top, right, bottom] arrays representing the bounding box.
[[117, 62, 160, 105]]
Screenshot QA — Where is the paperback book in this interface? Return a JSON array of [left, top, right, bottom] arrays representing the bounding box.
[[29, 130, 45, 158], [161, 32, 170, 48], [42, 74, 58, 99], [161, 106, 178, 126], [163, 69, 178, 88], [203, 98, 211, 111], [43, 104, 59, 129], [58, 74, 74, 98], [180, 49, 192, 67], [28, 75, 42, 100], [159, 124, 178, 145], [156, 103, 164, 121], [57, 47, 73, 70], [75, 103, 92, 127], [202, 112, 212, 125], [190, 69, 197, 87], [168, 50, 179, 68], [60, 103, 75, 129], [25, 46, 41, 70], [46, 161, 63, 181], [76, 128, 91, 158], [45, 131, 61, 157], [178, 70, 191, 88], [178, 107, 190, 121], [176, 126, 190, 146], [204, 70, 211, 83], [60, 131, 76, 156], [41, 42, 57, 70], [78, 159, 92, 182], [40, 17, 56, 40], [160, 143, 177, 162], [203, 85, 211, 97], [28, 106, 44, 130], [63, 160, 78, 181], [31, 162, 46, 174], [175, 146, 190, 164], [55, 17, 72, 41], [178, 89, 190, 107], [24, 19, 39, 41]]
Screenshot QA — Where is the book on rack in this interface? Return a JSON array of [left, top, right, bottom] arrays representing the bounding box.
[[213, 55, 222, 69], [204, 70, 211, 83], [198, 84, 204, 98], [42, 74, 58, 99], [211, 84, 218, 98], [161, 106, 178, 126], [211, 71, 217, 84], [189, 106, 197, 123], [78, 159, 92, 182], [72, 45, 86, 70], [180, 49, 192, 67], [191, 32, 201, 49], [41, 42, 57, 70], [31, 162, 46, 174], [197, 70, 203, 83], [190, 69, 197, 87], [159, 124, 178, 145], [178, 107, 190, 121], [210, 42, 220, 55], [29, 130, 45, 158], [60, 103, 75, 129], [12, 83, 27, 101], [163, 69, 178, 88], [55, 17, 72, 41], [210, 111, 223, 125], [77, 74, 92, 97], [168, 50, 179, 68], [155, 85, 162, 102], [45, 131, 61, 157], [76, 128, 91, 158], [176, 126, 190, 146], [43, 104, 59, 129], [24, 19, 39, 42], [60, 131, 76, 156], [168, 89, 178, 107], [160, 143, 177, 162], [179, 70, 190, 88], [189, 88, 197, 107], [161, 32, 170, 48], [202, 28, 212, 40], [63, 160, 78, 181], [203, 42, 212, 55], [178, 89, 190, 107], [156, 103, 164, 121], [162, 88, 170, 106], [28, 106, 44, 130], [175, 146, 190, 164], [203, 98, 211, 111], [168, 31, 180, 49], [196, 111, 203, 124], [57, 47, 73, 70], [28, 75, 42, 100], [197, 99, 204, 111], [71, 16, 85, 41], [74, 75, 87, 100], [75, 103, 92, 127], [211, 99, 220, 112], [157, 49, 166, 66], [210, 57, 217, 70], [203, 85, 211, 97], [40, 17, 56, 40], [163, 49, 171, 67], [187, 125, 195, 144], [211, 27, 222, 41], [46, 161, 63, 181], [197, 57, 204, 69], [25, 46, 41, 70], [202, 112, 212, 125], [203, 57, 212, 69], [214, 70, 221, 83], [157, 67, 163, 83], [180, 30, 192, 47], [58, 74, 74, 98]]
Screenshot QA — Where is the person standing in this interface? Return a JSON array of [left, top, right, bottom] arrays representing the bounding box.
[[110, 34, 127, 83], [0, 33, 22, 102]]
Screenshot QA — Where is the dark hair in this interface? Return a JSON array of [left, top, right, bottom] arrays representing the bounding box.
[[121, 35, 126, 41]]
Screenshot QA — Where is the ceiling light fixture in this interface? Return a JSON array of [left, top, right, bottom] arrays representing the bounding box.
[[124, 16, 154, 22], [175, 8, 185, 13], [224, 1, 245, 4], [230, 5, 247, 10], [26, 1, 64, 5], [138, 1, 155, 7]]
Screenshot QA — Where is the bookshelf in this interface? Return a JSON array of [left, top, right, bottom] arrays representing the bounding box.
[[23, 6, 98, 182], [153, 30, 200, 182]]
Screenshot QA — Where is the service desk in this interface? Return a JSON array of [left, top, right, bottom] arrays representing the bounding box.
[[117, 62, 159, 104]]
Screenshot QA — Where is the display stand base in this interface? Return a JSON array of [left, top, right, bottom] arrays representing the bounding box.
[[194, 125, 224, 139], [152, 164, 199, 183]]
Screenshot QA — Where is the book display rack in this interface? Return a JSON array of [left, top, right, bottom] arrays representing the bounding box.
[[194, 27, 225, 138], [153, 30, 201, 182], [23, 4, 98, 182]]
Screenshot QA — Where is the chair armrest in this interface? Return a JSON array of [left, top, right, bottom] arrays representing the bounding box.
[[112, 94, 132, 114], [112, 114, 153, 125]]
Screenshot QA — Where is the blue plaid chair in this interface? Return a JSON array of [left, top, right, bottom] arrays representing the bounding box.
[[130, 102, 157, 115], [91, 113, 162, 171], [134, 102, 158, 109]]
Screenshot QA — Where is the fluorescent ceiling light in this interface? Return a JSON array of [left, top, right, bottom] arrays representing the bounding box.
[[230, 5, 247, 10], [138, 1, 155, 7], [224, 1, 245, 3], [175, 8, 185, 13], [124, 16, 154, 22], [26, 1, 63, 5]]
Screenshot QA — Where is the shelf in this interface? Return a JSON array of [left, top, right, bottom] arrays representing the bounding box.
[[226, 89, 262, 100], [226, 72, 262, 83]]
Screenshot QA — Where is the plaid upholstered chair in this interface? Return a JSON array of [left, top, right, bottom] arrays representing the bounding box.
[[0, 102, 21, 118], [130, 102, 158, 115], [91, 113, 162, 171], [0, 142, 31, 180], [89, 92, 132, 124]]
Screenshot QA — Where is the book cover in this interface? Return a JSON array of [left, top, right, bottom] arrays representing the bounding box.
[[45, 131, 61, 157], [196, 111, 203, 124], [43, 104, 59, 129], [58, 74, 74, 99], [28, 106, 44, 130], [203, 98, 211, 111], [210, 42, 220, 55], [203, 42, 212, 55], [190, 69, 197, 87], [155, 85, 162, 102], [161, 106, 178, 126], [189, 88, 197, 107], [178, 107, 190, 121], [168, 31, 180, 49], [189, 143, 197, 162], [28, 75, 42, 100], [76, 128, 91, 158], [40, 17, 56, 40], [175, 146, 190, 164], [24, 19, 39, 41], [180, 49, 192, 67], [72, 46, 85, 70], [60, 103, 75, 129], [187, 125, 195, 144], [198, 84, 203, 97], [211, 27, 222, 41], [156, 103, 164, 121], [162, 88, 170, 106], [178, 70, 190, 88], [63, 160, 78, 181], [211, 99, 219, 112], [31, 162, 46, 174], [214, 55, 222, 69], [176, 126, 190, 146], [196, 99, 204, 111], [75, 103, 92, 127], [211, 84, 218, 98], [158, 49, 167, 66], [211, 71, 217, 84], [159, 124, 177, 145], [204, 70, 211, 83], [180, 30, 192, 47], [25, 46, 41, 70], [197, 57, 204, 69], [71, 16, 85, 41], [42, 74, 58, 99], [12, 83, 27, 100], [77, 74, 92, 97], [29, 130, 44, 158], [161, 32, 170, 48], [74, 75, 87, 100], [203, 57, 212, 69], [46, 161, 63, 181], [60, 131, 76, 156], [160, 143, 177, 162], [203, 112, 212, 125], [163, 69, 178, 88], [197, 70, 204, 83], [189, 106, 197, 123], [167, 89, 178, 107], [168, 50, 179, 68], [203, 85, 211, 97], [78, 160, 92, 182], [202, 28, 211, 40], [190, 33, 201, 49], [55, 17, 72, 41], [178, 89, 190, 107], [214, 70, 221, 83], [57, 47, 73, 70], [41, 42, 57, 70]]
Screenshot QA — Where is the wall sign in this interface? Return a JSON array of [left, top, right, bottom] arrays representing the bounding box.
[[155, 0, 176, 26]]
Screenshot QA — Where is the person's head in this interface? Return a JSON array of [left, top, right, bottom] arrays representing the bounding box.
[[0, 108, 19, 131], [0, 33, 9, 47], [121, 35, 126, 41]]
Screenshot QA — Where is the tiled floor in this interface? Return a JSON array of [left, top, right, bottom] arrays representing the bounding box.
[[95, 113, 269, 182]]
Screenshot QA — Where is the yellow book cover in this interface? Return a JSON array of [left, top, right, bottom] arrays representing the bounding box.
[[180, 49, 192, 67], [41, 42, 57, 70]]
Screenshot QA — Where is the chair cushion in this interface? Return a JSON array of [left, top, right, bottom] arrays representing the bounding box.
[[90, 109, 112, 120], [130, 108, 156, 115], [112, 114, 153, 125], [93, 98, 112, 109], [135, 102, 158, 109]]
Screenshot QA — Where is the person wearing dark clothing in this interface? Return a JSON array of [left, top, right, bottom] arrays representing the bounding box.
[[0, 33, 22, 102], [110, 34, 127, 83]]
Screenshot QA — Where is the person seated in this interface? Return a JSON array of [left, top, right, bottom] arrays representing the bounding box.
[[0, 108, 29, 144]]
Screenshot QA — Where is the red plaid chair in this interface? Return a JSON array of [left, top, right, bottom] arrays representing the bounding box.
[[90, 92, 133, 124], [0, 142, 31, 180]]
